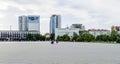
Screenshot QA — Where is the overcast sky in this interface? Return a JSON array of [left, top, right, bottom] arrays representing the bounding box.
[[0, 0, 120, 34]]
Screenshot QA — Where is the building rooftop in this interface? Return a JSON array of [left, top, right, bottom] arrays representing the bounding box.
[[88, 29, 110, 31]]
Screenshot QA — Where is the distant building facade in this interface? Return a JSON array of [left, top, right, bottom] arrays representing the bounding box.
[[55, 28, 81, 39], [111, 26, 120, 31], [55, 23, 85, 39], [71, 24, 85, 30], [88, 29, 110, 37], [111, 26, 120, 34], [19, 15, 40, 32], [50, 15, 61, 34], [17, 15, 40, 41], [19, 16, 28, 31], [0, 31, 39, 41], [27, 16, 40, 31]]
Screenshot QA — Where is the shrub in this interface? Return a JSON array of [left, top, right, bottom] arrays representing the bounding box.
[[116, 37, 120, 43]]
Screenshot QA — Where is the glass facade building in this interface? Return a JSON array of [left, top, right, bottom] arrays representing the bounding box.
[[50, 15, 61, 34], [27, 16, 40, 31], [19, 16, 28, 31], [19, 15, 40, 32]]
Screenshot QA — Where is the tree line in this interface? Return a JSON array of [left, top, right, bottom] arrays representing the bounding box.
[[26, 34, 50, 41], [56, 30, 120, 43], [26, 30, 120, 43]]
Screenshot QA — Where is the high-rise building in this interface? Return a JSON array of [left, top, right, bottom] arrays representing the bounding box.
[[27, 16, 40, 31], [19, 15, 40, 32], [71, 24, 85, 30], [50, 15, 61, 34], [19, 16, 28, 31]]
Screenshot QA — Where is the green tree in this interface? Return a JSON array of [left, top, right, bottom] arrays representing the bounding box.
[[63, 34, 70, 41], [72, 32, 78, 41], [116, 37, 120, 43], [46, 37, 50, 41], [34, 34, 41, 41], [96, 34, 110, 42], [26, 34, 47, 41], [26, 34, 34, 41], [41, 35, 46, 41], [110, 30, 118, 41], [76, 36, 82, 41], [57, 36, 62, 41], [50, 33, 55, 40], [82, 33, 95, 42], [79, 30, 89, 36]]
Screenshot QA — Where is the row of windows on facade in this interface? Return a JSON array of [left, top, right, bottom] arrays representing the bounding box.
[[0, 32, 39, 38], [0, 34, 26, 38]]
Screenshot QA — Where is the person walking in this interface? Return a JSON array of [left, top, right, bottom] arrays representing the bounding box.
[[51, 40, 54, 44], [56, 40, 59, 44]]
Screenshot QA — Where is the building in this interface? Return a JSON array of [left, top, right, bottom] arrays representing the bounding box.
[[27, 16, 40, 31], [111, 26, 120, 31], [50, 15, 61, 34], [111, 26, 120, 34], [19, 16, 28, 31], [88, 29, 110, 37], [0, 31, 39, 41], [71, 24, 85, 30], [55, 28, 80, 39], [44, 33, 50, 37], [19, 15, 40, 32]]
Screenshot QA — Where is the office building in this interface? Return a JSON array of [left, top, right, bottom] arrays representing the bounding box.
[[19, 16, 28, 31], [19, 15, 40, 32], [71, 24, 85, 30], [27, 16, 40, 31], [55, 28, 80, 39], [50, 15, 61, 34], [88, 29, 110, 37], [0, 31, 39, 41]]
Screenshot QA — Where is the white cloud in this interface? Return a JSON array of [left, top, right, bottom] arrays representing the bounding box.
[[0, 0, 120, 34]]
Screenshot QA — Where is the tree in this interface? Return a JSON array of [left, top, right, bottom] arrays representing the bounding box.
[[56, 34, 70, 41], [110, 30, 118, 41], [35, 34, 41, 41], [76, 36, 82, 41], [79, 30, 89, 36], [72, 32, 78, 41], [57, 36, 62, 41], [78, 30, 95, 42], [41, 35, 46, 41], [50, 33, 55, 40], [46, 37, 50, 41], [116, 37, 120, 43], [96, 34, 110, 42], [26, 34, 34, 41], [82, 33, 95, 42], [63, 34, 70, 41], [26, 34, 47, 41]]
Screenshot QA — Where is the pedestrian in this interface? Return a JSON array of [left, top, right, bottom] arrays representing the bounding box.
[[51, 40, 54, 44], [56, 40, 59, 44]]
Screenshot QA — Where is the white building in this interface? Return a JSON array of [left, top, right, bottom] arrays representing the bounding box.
[[19, 15, 40, 32], [27, 16, 40, 31], [111, 26, 120, 34], [19, 16, 28, 31], [71, 24, 85, 30], [55, 28, 81, 39], [0, 31, 40, 41], [88, 29, 110, 37]]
